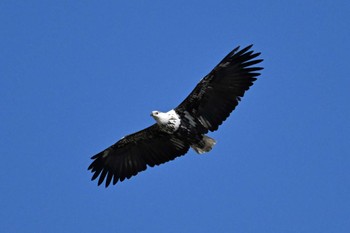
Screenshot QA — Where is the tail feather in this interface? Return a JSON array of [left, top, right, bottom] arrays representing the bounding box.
[[191, 135, 216, 154]]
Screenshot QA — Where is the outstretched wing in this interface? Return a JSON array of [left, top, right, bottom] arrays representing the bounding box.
[[176, 45, 263, 132], [88, 124, 190, 187]]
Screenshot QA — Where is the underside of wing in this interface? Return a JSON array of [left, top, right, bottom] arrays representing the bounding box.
[[88, 124, 190, 187], [176, 45, 263, 132]]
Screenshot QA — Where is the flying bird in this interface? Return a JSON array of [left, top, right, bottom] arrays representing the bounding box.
[[88, 44, 263, 187]]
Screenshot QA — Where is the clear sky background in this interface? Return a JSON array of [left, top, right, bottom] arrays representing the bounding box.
[[1, 1, 349, 233]]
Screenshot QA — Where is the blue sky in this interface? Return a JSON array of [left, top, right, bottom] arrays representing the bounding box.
[[1, 1, 349, 232]]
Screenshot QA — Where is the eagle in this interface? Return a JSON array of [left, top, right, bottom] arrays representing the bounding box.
[[88, 45, 263, 187]]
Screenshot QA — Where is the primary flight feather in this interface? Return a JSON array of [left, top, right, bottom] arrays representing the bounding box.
[[88, 44, 263, 187]]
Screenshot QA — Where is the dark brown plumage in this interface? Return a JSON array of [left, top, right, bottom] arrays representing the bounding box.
[[88, 45, 263, 187]]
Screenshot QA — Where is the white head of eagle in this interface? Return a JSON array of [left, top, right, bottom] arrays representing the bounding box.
[[150, 109, 181, 133], [88, 44, 263, 187]]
